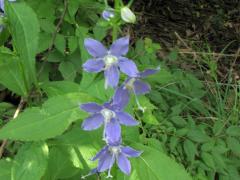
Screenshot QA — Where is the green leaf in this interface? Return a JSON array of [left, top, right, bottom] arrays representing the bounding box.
[[184, 139, 197, 163], [0, 159, 12, 180], [42, 146, 80, 179], [0, 93, 95, 141], [55, 34, 66, 54], [6, 1, 40, 88], [68, 36, 78, 54], [226, 126, 240, 137], [227, 137, 240, 154], [41, 81, 81, 97], [118, 143, 192, 180], [59, 61, 76, 81], [0, 52, 28, 96], [201, 152, 215, 170], [12, 142, 49, 180], [187, 129, 210, 143]]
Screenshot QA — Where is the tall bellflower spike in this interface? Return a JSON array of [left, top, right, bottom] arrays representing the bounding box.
[[119, 67, 160, 111], [83, 36, 139, 88], [102, 9, 115, 21], [80, 90, 139, 142], [91, 140, 142, 178]]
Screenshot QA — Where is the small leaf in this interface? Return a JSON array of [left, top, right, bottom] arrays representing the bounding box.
[[184, 139, 197, 163], [226, 126, 240, 137], [59, 61, 76, 81], [187, 129, 210, 143], [55, 34, 66, 54], [201, 152, 215, 170]]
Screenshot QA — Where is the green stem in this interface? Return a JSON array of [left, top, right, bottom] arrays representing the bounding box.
[[112, 0, 120, 41]]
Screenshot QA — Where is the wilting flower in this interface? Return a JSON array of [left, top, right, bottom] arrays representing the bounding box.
[[83, 36, 139, 88], [120, 6, 136, 23], [80, 88, 139, 142], [91, 139, 142, 177], [102, 9, 114, 21], [0, 0, 16, 12]]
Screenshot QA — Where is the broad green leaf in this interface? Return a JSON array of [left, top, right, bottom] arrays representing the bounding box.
[[226, 126, 240, 137], [0, 93, 95, 141], [0, 159, 12, 180], [12, 142, 49, 180], [6, 2, 40, 88], [117, 143, 192, 180], [0, 53, 27, 96]]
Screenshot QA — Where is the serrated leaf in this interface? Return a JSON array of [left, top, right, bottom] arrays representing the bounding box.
[[227, 137, 240, 154], [12, 142, 48, 180], [6, 1, 40, 88], [0, 93, 95, 141]]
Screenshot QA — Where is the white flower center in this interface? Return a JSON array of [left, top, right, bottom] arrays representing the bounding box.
[[103, 55, 118, 68], [101, 108, 115, 123], [125, 78, 136, 90], [109, 146, 121, 155]]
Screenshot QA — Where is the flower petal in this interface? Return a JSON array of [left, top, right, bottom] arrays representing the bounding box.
[[104, 65, 119, 88], [118, 57, 138, 77], [80, 102, 102, 113], [91, 146, 108, 161], [81, 113, 104, 131], [97, 152, 115, 172], [139, 67, 160, 78], [121, 146, 142, 157], [133, 80, 151, 95], [83, 59, 104, 72], [105, 118, 121, 143], [110, 36, 130, 56], [117, 153, 131, 175], [112, 86, 130, 111], [116, 112, 139, 126], [84, 38, 107, 57]]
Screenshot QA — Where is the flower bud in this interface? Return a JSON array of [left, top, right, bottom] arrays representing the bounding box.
[[120, 6, 136, 23], [102, 9, 115, 21]]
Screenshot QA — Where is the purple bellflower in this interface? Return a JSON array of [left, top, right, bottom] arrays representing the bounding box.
[[120, 67, 160, 111], [83, 36, 139, 88], [91, 139, 142, 178], [102, 9, 115, 21], [80, 88, 139, 143]]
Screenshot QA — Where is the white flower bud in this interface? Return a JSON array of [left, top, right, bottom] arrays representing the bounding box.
[[120, 6, 136, 24]]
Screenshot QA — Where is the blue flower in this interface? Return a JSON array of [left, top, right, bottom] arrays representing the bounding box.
[[91, 139, 142, 177], [102, 9, 114, 21], [80, 88, 139, 143], [83, 36, 139, 88], [116, 67, 160, 111]]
